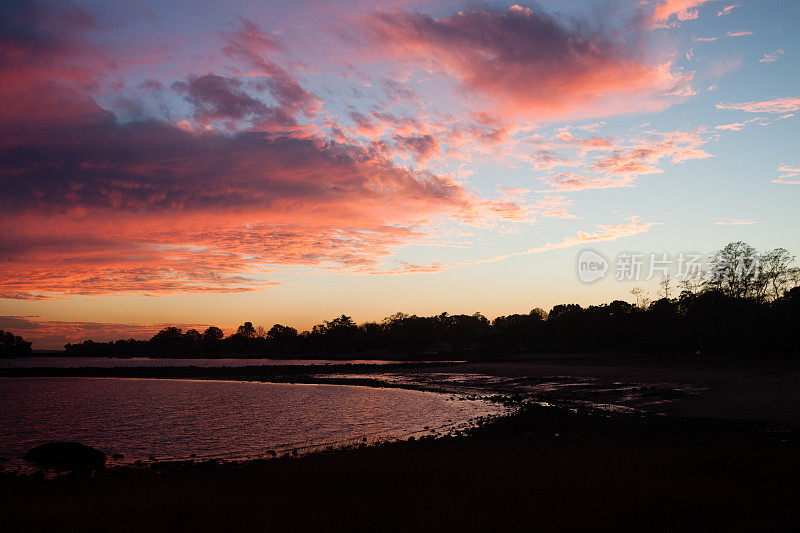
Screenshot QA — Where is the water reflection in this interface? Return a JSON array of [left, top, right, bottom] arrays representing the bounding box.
[[0, 378, 503, 470], [1, 357, 452, 368]]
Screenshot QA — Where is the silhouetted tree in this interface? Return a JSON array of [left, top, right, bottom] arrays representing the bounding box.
[[706, 241, 762, 299], [203, 326, 224, 342], [150, 327, 185, 354], [0, 330, 33, 357], [200, 326, 224, 354], [237, 322, 257, 339], [659, 275, 673, 299], [268, 324, 298, 343], [761, 248, 795, 300]]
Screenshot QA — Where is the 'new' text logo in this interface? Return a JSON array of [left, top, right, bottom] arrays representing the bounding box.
[[577, 249, 608, 284]]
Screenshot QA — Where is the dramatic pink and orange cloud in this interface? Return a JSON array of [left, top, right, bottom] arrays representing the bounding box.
[[353, 5, 692, 121], [0, 7, 530, 300]]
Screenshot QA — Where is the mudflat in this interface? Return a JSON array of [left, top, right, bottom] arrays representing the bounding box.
[[409, 354, 800, 426]]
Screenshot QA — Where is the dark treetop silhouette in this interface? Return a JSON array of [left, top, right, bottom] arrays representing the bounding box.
[[0, 330, 32, 357]]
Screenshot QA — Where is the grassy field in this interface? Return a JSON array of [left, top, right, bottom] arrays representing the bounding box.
[[3, 404, 800, 532]]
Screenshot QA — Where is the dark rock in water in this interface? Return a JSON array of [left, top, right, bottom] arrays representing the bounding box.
[[111, 453, 125, 459], [0, 457, 10, 463], [23, 442, 106, 468]]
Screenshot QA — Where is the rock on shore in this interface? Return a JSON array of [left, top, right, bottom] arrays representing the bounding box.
[[23, 442, 106, 468]]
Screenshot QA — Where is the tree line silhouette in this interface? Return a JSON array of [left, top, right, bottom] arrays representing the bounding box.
[[8, 241, 799, 359]]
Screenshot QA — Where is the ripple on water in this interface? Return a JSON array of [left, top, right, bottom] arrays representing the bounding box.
[[0, 377, 505, 471]]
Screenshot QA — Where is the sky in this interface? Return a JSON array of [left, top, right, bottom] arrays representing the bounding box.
[[1, 0, 798, 349]]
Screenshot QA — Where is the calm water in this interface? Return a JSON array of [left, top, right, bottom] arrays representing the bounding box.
[[2, 357, 421, 368], [0, 378, 503, 469]]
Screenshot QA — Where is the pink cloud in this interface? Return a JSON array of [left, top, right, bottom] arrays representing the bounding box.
[[533, 195, 577, 220], [376, 216, 656, 274], [354, 6, 692, 122], [527, 128, 712, 191], [591, 130, 712, 177], [714, 218, 757, 225], [759, 50, 785, 63], [716, 96, 800, 114], [695, 30, 752, 42], [553, 132, 615, 152], [369, 261, 460, 276], [649, 0, 712, 27], [520, 149, 581, 171], [222, 18, 322, 120], [171, 74, 299, 128], [540, 217, 656, 249], [543, 173, 638, 191], [772, 165, 800, 185], [0, 2, 112, 142], [715, 116, 768, 131], [715, 122, 747, 131], [498, 187, 530, 200], [476, 217, 656, 264], [392, 134, 441, 162], [717, 4, 739, 16]]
